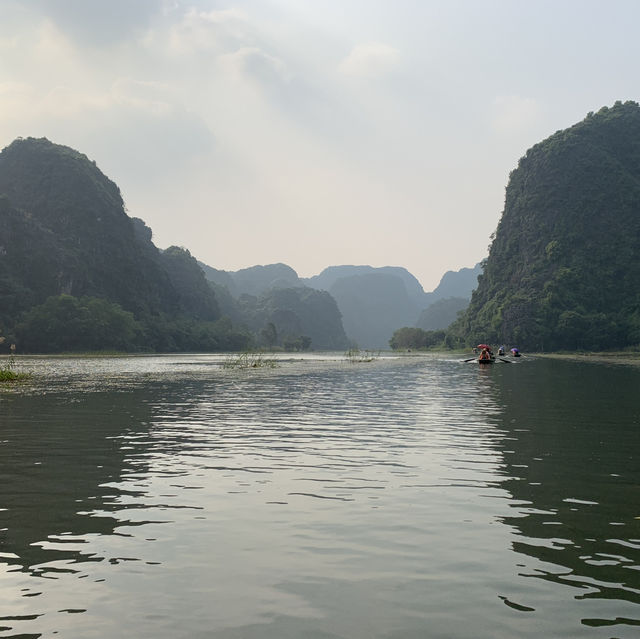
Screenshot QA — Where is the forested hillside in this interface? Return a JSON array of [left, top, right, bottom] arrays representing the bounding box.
[[416, 297, 469, 331], [236, 287, 349, 351], [451, 101, 640, 350], [199, 263, 349, 350], [420, 263, 481, 307], [304, 264, 480, 348], [202, 261, 481, 350], [0, 137, 248, 352]]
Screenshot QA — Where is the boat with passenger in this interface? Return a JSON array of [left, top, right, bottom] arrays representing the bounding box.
[[477, 344, 495, 364]]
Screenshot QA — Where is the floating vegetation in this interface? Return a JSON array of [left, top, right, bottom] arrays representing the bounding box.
[[345, 348, 378, 363], [221, 350, 278, 369], [0, 341, 31, 382]]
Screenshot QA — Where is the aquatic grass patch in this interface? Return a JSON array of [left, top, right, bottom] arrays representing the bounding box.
[[345, 348, 379, 363], [0, 367, 31, 382], [221, 350, 278, 369], [0, 342, 31, 382]]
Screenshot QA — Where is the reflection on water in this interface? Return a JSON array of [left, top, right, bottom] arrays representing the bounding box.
[[488, 358, 640, 630], [0, 353, 638, 638]]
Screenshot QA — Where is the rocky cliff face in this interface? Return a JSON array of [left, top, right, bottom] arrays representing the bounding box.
[[0, 137, 217, 327], [452, 101, 640, 350]]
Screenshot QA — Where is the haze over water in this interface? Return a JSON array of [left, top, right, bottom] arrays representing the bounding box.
[[1, 354, 639, 638]]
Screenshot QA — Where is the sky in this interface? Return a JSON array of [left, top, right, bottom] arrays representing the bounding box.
[[1, 1, 640, 291]]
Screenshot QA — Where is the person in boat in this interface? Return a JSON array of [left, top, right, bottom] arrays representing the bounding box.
[[479, 348, 491, 361], [498, 345, 505, 356]]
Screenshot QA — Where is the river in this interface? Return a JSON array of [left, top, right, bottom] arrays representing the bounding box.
[[0, 353, 638, 638]]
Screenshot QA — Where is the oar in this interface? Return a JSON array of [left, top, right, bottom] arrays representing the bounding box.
[[499, 357, 512, 363], [463, 357, 477, 362]]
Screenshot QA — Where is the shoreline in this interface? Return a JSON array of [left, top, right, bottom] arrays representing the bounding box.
[[534, 351, 640, 366]]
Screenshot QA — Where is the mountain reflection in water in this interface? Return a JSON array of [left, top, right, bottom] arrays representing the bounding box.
[[0, 353, 638, 638]]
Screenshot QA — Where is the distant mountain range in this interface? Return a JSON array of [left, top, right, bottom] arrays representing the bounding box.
[[0, 136, 480, 353], [201, 261, 481, 349], [7, 102, 637, 353]]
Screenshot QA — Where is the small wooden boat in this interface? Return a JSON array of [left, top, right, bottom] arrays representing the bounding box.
[[477, 356, 495, 364]]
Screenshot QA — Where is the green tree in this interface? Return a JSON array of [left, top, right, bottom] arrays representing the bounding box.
[[16, 295, 141, 353], [389, 327, 445, 350], [260, 322, 278, 348]]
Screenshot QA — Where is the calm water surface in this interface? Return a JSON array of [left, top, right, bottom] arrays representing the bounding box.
[[0, 353, 639, 638]]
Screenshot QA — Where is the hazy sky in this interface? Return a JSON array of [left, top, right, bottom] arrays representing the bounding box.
[[1, 0, 639, 290]]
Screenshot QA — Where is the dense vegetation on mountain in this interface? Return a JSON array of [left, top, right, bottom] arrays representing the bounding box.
[[327, 272, 420, 349], [199, 264, 349, 350], [0, 139, 174, 316], [0, 136, 483, 354], [304, 264, 480, 348], [160, 246, 219, 320], [233, 263, 302, 296], [416, 297, 469, 331], [389, 327, 448, 351], [451, 101, 640, 350], [200, 262, 303, 298], [304, 265, 428, 308], [421, 264, 481, 306], [0, 138, 249, 352], [202, 261, 481, 350], [237, 287, 349, 350]]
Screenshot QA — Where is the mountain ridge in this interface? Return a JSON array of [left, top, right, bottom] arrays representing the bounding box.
[[200, 261, 481, 348], [450, 100, 640, 350]]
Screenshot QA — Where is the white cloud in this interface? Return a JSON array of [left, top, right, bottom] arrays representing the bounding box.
[[0, 75, 214, 186], [0, 82, 37, 120], [19, 0, 161, 47], [3, 1, 640, 289], [168, 8, 251, 55], [110, 79, 179, 116], [219, 47, 290, 86], [338, 42, 400, 78]]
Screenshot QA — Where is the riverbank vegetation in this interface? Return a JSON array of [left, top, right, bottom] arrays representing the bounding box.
[[345, 348, 379, 363], [389, 327, 450, 351], [221, 350, 278, 369], [0, 340, 30, 381]]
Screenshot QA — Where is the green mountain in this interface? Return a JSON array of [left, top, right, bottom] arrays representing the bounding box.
[[200, 262, 303, 298], [303, 264, 480, 348], [0, 137, 248, 352], [451, 101, 640, 350], [0, 138, 176, 317], [199, 263, 349, 350], [304, 265, 427, 308], [421, 263, 481, 307], [238, 287, 349, 351], [327, 272, 420, 349], [416, 297, 469, 331]]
